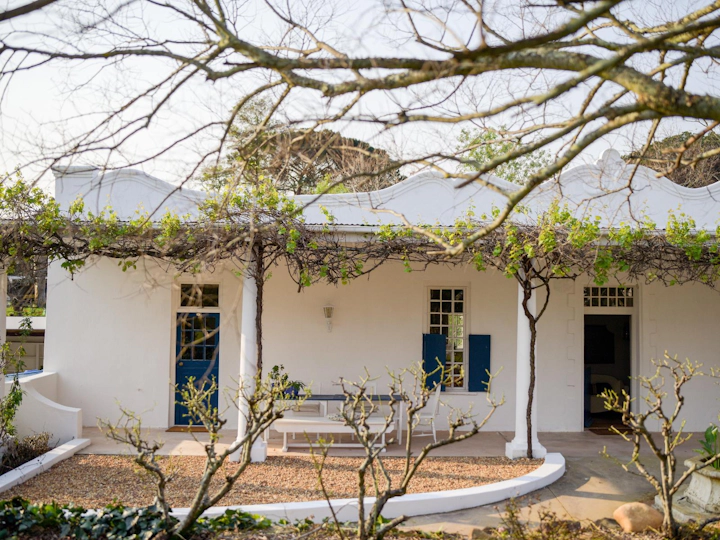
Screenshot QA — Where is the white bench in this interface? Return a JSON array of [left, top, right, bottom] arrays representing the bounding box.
[[272, 416, 395, 451]]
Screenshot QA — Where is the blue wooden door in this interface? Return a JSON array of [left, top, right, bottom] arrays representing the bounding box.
[[175, 312, 220, 425]]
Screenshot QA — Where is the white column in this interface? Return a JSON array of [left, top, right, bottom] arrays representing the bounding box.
[[505, 280, 547, 459], [230, 267, 267, 462], [0, 272, 5, 403]]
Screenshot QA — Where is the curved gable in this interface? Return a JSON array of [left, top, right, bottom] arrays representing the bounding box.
[[52, 151, 720, 231]]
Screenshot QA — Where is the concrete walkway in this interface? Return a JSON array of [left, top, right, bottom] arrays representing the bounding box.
[[405, 433, 699, 535], [79, 427, 699, 533]]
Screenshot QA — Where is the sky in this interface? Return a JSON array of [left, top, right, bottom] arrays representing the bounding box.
[[0, 0, 716, 191]]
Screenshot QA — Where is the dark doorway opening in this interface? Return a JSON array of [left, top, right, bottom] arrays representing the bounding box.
[[584, 314, 631, 433]]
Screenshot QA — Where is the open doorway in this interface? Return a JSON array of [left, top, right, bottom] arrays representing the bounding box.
[[584, 314, 631, 432]]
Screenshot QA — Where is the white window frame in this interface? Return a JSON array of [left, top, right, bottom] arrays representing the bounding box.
[[583, 285, 635, 310], [426, 286, 468, 392], [176, 283, 221, 314], [582, 282, 640, 417]]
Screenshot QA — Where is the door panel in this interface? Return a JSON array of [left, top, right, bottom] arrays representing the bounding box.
[[175, 312, 220, 425]]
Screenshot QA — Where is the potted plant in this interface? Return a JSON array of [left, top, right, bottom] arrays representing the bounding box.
[[684, 424, 720, 512], [269, 364, 305, 399]]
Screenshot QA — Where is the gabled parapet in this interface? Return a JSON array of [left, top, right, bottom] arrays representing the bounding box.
[[52, 165, 207, 220], [52, 150, 720, 231]]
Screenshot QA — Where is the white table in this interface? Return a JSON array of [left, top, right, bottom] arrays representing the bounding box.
[[272, 416, 395, 452]]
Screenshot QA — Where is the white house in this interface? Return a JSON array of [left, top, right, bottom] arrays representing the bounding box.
[[39, 149, 720, 459]]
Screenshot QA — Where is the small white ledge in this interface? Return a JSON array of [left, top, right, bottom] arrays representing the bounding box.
[[0, 438, 91, 493]]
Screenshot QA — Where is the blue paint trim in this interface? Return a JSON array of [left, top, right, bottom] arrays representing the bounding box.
[[468, 334, 491, 392]]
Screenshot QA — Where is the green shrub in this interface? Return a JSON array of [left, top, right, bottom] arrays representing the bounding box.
[[695, 424, 720, 470], [0, 497, 273, 539]]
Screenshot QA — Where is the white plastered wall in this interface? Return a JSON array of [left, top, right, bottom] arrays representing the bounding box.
[[43, 254, 720, 433], [638, 281, 720, 432], [262, 261, 520, 431], [44, 257, 244, 429]]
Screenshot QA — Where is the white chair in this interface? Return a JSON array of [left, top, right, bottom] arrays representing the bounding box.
[[412, 384, 442, 442]]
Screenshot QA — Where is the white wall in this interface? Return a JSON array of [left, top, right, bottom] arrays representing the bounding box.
[[263, 261, 519, 431], [43, 254, 720, 434], [536, 280, 584, 432], [639, 281, 720, 432], [4, 372, 82, 445], [45, 257, 244, 429]]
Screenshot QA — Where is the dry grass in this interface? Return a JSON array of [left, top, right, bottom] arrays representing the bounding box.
[[5, 455, 541, 508]]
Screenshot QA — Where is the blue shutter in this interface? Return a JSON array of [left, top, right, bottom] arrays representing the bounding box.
[[422, 333, 445, 390], [468, 334, 491, 392]]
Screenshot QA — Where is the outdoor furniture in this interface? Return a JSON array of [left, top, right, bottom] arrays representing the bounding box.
[[411, 384, 441, 442], [272, 416, 395, 452], [297, 393, 406, 444]]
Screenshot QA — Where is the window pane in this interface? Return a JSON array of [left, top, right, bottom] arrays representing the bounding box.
[[180, 284, 201, 307], [202, 285, 219, 307], [428, 288, 466, 390], [180, 284, 219, 307], [626, 298, 634, 307]]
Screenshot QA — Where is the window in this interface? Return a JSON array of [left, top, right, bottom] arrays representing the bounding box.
[[429, 288, 466, 389], [180, 284, 219, 308], [584, 286, 634, 307], [177, 312, 219, 362]]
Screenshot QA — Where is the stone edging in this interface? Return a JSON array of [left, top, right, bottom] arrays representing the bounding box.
[[0, 438, 91, 493], [172, 452, 566, 523]]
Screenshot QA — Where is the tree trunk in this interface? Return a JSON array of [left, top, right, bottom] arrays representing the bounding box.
[[254, 242, 264, 377], [660, 461, 678, 538], [520, 281, 537, 459]]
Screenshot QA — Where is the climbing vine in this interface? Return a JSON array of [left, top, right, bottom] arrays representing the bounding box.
[[2, 173, 720, 425]]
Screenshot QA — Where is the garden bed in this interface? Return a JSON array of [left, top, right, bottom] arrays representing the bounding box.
[[4, 454, 542, 507]]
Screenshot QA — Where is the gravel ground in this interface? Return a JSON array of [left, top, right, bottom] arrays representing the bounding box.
[[5, 455, 542, 508]]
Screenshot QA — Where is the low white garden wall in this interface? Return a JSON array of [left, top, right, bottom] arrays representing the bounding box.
[[4, 371, 82, 445], [172, 453, 566, 523], [0, 438, 90, 493]]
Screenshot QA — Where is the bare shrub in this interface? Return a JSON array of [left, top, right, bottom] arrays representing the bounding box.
[[100, 370, 300, 538], [313, 363, 503, 540], [0, 432, 52, 473], [601, 352, 720, 538]]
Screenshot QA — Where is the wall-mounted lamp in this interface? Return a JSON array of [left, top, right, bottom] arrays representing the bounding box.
[[323, 305, 334, 332]]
